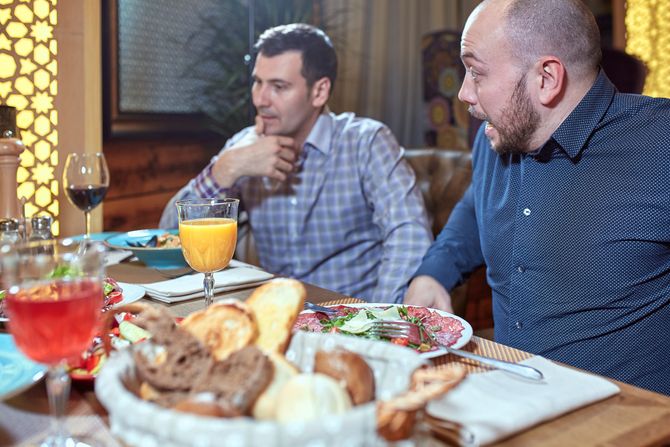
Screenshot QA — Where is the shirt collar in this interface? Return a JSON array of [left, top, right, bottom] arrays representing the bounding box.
[[544, 70, 616, 161], [303, 110, 334, 155]]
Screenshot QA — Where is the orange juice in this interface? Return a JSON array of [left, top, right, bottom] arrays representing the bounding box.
[[179, 217, 237, 273]]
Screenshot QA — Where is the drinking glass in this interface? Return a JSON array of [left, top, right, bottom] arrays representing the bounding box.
[[1, 239, 105, 447], [175, 198, 239, 307], [62, 153, 110, 238]]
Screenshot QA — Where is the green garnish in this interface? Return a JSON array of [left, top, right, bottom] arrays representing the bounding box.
[[320, 311, 358, 332], [103, 281, 115, 296], [48, 265, 81, 279], [0, 290, 5, 301]]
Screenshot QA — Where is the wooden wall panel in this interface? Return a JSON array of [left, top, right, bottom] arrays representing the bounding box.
[[103, 135, 224, 231]]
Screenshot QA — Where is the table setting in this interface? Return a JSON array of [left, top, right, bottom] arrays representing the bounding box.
[[1, 229, 670, 446]]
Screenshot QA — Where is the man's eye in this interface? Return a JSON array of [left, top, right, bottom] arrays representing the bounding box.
[[273, 84, 286, 91], [468, 67, 479, 80]]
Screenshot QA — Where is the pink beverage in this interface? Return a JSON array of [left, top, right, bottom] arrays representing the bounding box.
[[6, 279, 102, 365]]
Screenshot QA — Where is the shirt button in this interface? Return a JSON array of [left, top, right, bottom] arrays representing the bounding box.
[[523, 208, 531, 216], [290, 197, 297, 206], [515, 321, 523, 329], [517, 265, 525, 273]]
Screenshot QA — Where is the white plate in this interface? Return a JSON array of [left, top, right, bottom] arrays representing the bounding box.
[[301, 303, 473, 359], [116, 282, 145, 306]]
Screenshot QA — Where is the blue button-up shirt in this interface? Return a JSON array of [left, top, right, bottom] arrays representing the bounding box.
[[162, 112, 433, 303], [415, 71, 670, 395]]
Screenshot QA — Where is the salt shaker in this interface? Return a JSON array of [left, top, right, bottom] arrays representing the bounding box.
[[29, 215, 53, 241], [0, 218, 20, 245]]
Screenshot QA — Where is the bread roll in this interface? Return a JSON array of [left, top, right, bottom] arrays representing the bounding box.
[[275, 373, 352, 423], [314, 349, 376, 405], [252, 351, 299, 420], [181, 299, 258, 361], [246, 278, 306, 354]]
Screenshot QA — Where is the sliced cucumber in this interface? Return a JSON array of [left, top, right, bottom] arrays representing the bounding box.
[[119, 321, 151, 343]]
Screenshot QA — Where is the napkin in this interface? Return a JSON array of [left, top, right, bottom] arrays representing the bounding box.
[[141, 263, 274, 303], [426, 356, 620, 445]]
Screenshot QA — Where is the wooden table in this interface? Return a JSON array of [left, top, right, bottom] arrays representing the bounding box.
[[2, 263, 670, 446]]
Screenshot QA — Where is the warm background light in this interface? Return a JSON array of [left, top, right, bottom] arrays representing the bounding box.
[[625, 0, 670, 98], [0, 0, 59, 234]]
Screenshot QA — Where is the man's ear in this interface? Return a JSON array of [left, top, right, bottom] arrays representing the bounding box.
[[536, 58, 565, 106], [311, 77, 331, 108]]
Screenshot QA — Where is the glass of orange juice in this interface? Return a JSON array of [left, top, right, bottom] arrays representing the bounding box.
[[175, 198, 239, 307]]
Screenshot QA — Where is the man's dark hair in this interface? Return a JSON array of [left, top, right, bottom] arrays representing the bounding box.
[[255, 23, 337, 91]]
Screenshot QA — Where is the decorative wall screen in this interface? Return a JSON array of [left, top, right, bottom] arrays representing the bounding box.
[[0, 0, 59, 234], [626, 0, 670, 98]]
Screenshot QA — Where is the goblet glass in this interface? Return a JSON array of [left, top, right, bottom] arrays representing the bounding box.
[[175, 198, 239, 307], [62, 152, 110, 238], [1, 239, 106, 447]]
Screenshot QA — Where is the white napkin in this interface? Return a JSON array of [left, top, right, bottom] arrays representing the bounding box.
[[426, 356, 620, 446], [141, 262, 274, 303]]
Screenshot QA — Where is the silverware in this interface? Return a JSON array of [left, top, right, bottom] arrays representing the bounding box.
[[369, 320, 544, 381], [303, 301, 338, 314]]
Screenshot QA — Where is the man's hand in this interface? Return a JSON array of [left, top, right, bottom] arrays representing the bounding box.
[[211, 117, 297, 188], [404, 275, 454, 313]]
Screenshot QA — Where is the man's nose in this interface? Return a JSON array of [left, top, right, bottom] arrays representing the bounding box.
[[458, 76, 476, 106], [253, 85, 270, 108]]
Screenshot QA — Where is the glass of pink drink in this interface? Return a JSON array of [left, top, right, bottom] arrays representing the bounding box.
[[175, 198, 239, 307], [1, 239, 105, 447]]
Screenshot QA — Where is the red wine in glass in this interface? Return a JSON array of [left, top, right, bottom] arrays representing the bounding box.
[[65, 184, 108, 212], [63, 153, 110, 237]]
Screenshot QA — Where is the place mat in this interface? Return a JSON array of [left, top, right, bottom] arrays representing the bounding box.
[[320, 297, 363, 306], [0, 384, 122, 446], [433, 337, 533, 374]]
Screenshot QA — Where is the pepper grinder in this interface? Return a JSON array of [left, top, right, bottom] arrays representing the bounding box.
[[0, 105, 26, 221]]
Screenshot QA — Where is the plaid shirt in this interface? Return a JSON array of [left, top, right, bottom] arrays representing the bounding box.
[[161, 112, 433, 303]]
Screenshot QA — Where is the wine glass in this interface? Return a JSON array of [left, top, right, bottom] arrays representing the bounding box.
[[175, 198, 239, 307], [62, 153, 110, 238], [0, 239, 105, 447]]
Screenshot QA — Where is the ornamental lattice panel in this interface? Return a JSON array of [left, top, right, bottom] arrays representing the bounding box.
[[0, 0, 59, 234]]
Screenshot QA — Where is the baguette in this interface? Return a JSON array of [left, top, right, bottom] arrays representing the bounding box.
[[180, 299, 258, 361], [246, 278, 306, 354]]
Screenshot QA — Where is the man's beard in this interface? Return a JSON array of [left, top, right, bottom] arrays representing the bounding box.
[[470, 75, 541, 155]]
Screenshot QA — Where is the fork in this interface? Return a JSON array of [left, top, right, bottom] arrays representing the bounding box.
[[369, 320, 544, 381], [303, 301, 338, 315]]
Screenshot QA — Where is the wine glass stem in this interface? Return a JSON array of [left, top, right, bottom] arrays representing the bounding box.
[[204, 272, 215, 307], [84, 210, 91, 238], [46, 363, 72, 443]]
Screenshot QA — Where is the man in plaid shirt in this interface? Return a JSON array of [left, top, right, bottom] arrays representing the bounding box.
[[161, 23, 432, 303]]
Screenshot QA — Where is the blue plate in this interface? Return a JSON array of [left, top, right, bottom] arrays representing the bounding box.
[[105, 229, 187, 270], [68, 232, 121, 242], [0, 334, 47, 401]]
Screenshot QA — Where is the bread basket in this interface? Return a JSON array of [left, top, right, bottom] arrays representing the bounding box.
[[95, 331, 427, 446]]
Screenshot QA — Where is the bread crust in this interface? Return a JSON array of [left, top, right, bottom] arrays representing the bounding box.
[[246, 278, 306, 354], [181, 299, 258, 361], [314, 349, 376, 405]]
